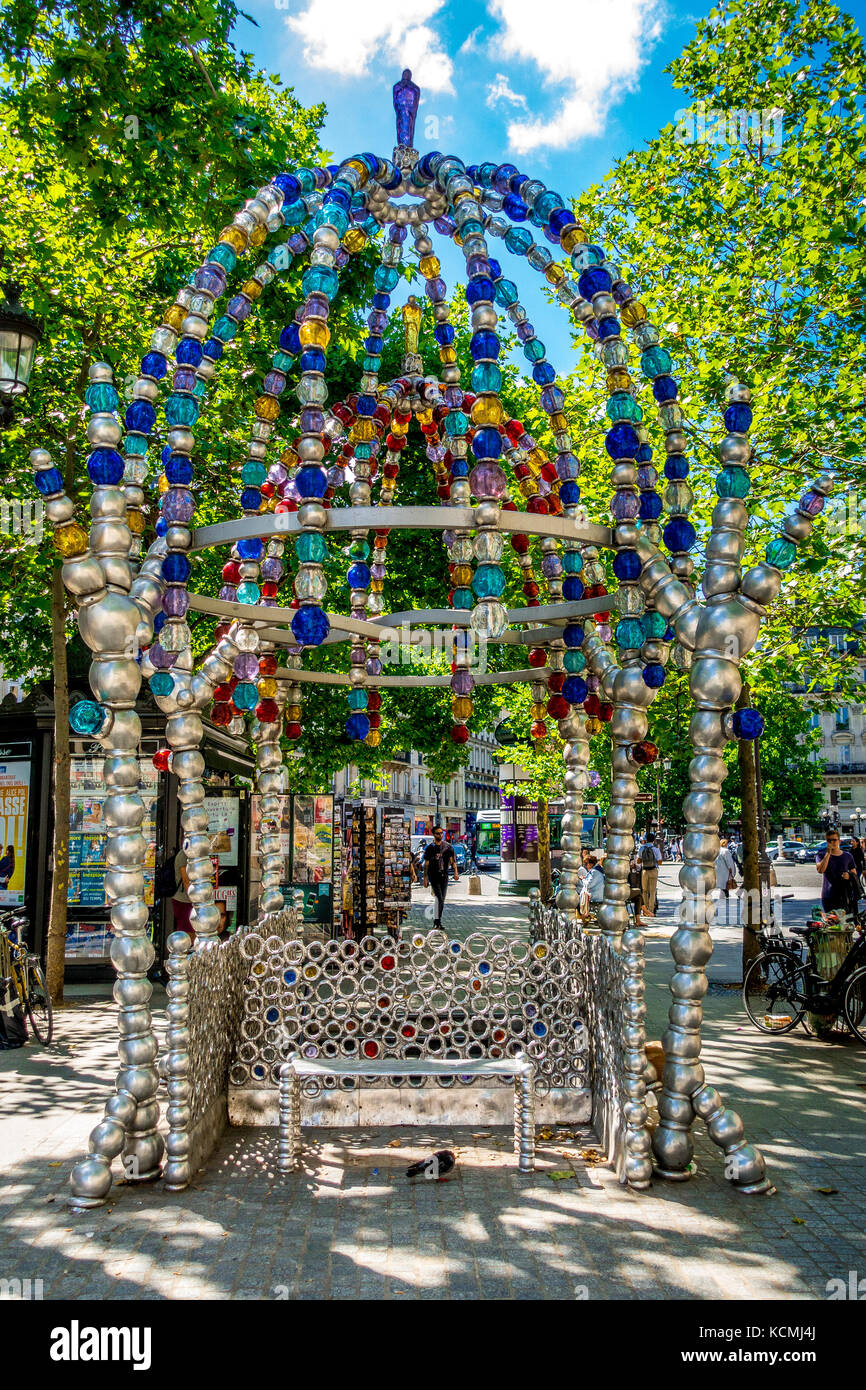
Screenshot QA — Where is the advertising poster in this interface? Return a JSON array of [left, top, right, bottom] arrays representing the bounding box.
[[0, 751, 31, 907], [500, 795, 516, 864], [65, 920, 113, 959], [204, 795, 240, 866], [291, 794, 333, 885]]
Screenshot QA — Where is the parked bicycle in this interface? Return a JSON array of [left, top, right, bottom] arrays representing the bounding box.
[[742, 919, 866, 1043], [0, 910, 53, 1045]]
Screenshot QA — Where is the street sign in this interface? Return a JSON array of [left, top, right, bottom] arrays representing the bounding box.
[[634, 793, 653, 802], [495, 721, 519, 748]]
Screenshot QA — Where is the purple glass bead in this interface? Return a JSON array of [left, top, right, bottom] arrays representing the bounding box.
[[172, 367, 198, 392], [518, 433, 534, 451], [287, 233, 308, 255], [538, 477, 551, 496], [584, 319, 600, 341], [637, 465, 658, 489], [261, 598, 278, 608], [587, 673, 600, 692], [260, 558, 283, 582], [799, 490, 825, 516], [350, 607, 365, 620], [148, 642, 177, 670], [466, 256, 491, 279], [371, 563, 386, 581], [234, 652, 260, 680], [268, 463, 288, 486], [443, 386, 464, 407], [443, 529, 455, 548], [516, 321, 535, 343], [434, 216, 456, 235], [425, 277, 446, 302], [282, 479, 300, 502], [541, 554, 562, 578], [368, 438, 380, 456], [597, 623, 612, 643], [194, 265, 227, 296], [427, 445, 446, 464], [227, 295, 252, 321], [162, 488, 195, 523], [162, 587, 190, 617], [304, 294, 329, 320], [334, 248, 349, 270], [327, 466, 345, 488], [368, 310, 387, 331], [300, 408, 324, 433], [219, 584, 238, 602], [263, 371, 286, 396], [351, 645, 365, 664], [388, 224, 408, 243], [365, 657, 382, 677], [556, 453, 579, 480], [469, 463, 508, 499], [611, 490, 640, 520], [451, 669, 475, 695], [540, 386, 564, 414], [612, 282, 633, 305]]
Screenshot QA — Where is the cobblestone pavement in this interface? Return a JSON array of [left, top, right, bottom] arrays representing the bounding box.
[[1, 881, 864, 1300]]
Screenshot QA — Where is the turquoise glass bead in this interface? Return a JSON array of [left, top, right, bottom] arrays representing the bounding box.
[[272, 350, 295, 372], [471, 363, 502, 394], [295, 168, 317, 192], [472, 564, 505, 598], [282, 199, 307, 227], [362, 355, 381, 373], [766, 536, 797, 569], [348, 539, 370, 560], [232, 682, 258, 710], [374, 265, 400, 292], [303, 266, 339, 299], [123, 434, 148, 455], [640, 346, 672, 379], [164, 394, 199, 427], [295, 532, 329, 563], [615, 618, 645, 648], [444, 411, 469, 435], [494, 278, 518, 307], [149, 672, 174, 697], [236, 581, 261, 604], [452, 587, 473, 609], [69, 700, 107, 735], [562, 550, 583, 573], [85, 383, 119, 412], [643, 610, 667, 640], [505, 226, 533, 255], [563, 649, 586, 673], [314, 206, 349, 236], [716, 465, 750, 499], [347, 689, 368, 710], [208, 244, 237, 272], [353, 443, 373, 460], [606, 391, 642, 423], [242, 462, 267, 486], [523, 339, 546, 363], [213, 316, 238, 342]]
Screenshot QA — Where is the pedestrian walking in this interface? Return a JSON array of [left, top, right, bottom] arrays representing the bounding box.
[[849, 835, 865, 897], [627, 851, 645, 928], [579, 856, 605, 919], [171, 846, 195, 942], [714, 837, 739, 924], [640, 832, 661, 916], [816, 831, 857, 916], [422, 826, 459, 928]]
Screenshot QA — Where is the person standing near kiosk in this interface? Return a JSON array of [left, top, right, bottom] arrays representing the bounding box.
[[422, 826, 459, 929]]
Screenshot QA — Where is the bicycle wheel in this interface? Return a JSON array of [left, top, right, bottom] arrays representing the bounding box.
[[25, 962, 54, 1044], [843, 968, 866, 1045], [742, 952, 804, 1034]]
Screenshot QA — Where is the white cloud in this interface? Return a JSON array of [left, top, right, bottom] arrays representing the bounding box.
[[486, 72, 529, 112], [485, 0, 664, 153], [459, 25, 483, 55], [285, 0, 454, 93]]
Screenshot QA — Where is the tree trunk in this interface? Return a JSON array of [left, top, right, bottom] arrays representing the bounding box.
[[537, 795, 551, 902], [45, 565, 70, 1003], [738, 684, 761, 979]]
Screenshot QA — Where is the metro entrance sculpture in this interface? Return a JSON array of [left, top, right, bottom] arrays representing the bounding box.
[[30, 72, 832, 1207]]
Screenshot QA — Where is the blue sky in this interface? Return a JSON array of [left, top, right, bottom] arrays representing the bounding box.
[[237, 0, 866, 365]]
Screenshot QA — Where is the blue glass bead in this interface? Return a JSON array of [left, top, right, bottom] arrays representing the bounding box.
[[325, 185, 351, 210], [597, 316, 621, 341], [504, 226, 533, 255], [560, 481, 580, 506], [724, 403, 753, 433], [605, 423, 639, 460], [540, 386, 564, 414], [613, 550, 641, 581], [472, 564, 505, 598], [346, 712, 370, 741], [292, 605, 330, 647], [165, 454, 194, 484], [578, 268, 612, 299], [365, 336, 383, 355], [280, 323, 302, 354], [155, 518, 168, 537], [466, 277, 496, 304], [471, 363, 502, 394], [149, 672, 174, 697], [452, 588, 473, 609], [162, 553, 191, 583], [238, 538, 264, 561], [641, 346, 673, 378], [503, 193, 528, 220], [233, 682, 258, 711], [203, 338, 223, 361], [493, 278, 518, 307], [372, 293, 390, 311], [493, 162, 518, 193], [69, 700, 107, 735], [663, 517, 697, 552], [664, 456, 689, 480], [470, 330, 500, 360], [274, 172, 300, 197], [643, 664, 666, 688], [303, 266, 339, 299], [652, 375, 678, 403], [176, 338, 203, 367], [87, 448, 124, 484], [434, 323, 455, 346], [347, 562, 371, 589], [125, 400, 156, 434], [548, 208, 574, 236], [240, 488, 262, 512], [563, 575, 584, 601], [532, 361, 555, 386], [236, 581, 261, 604], [488, 257, 502, 280], [639, 491, 663, 520], [374, 265, 399, 292], [471, 428, 502, 460], [140, 352, 168, 380], [732, 708, 765, 739], [636, 443, 653, 464], [563, 624, 585, 648], [451, 460, 469, 477], [294, 466, 326, 499], [34, 467, 63, 495], [615, 618, 645, 648], [562, 676, 587, 705], [356, 394, 377, 416], [153, 612, 166, 634], [299, 348, 326, 374]]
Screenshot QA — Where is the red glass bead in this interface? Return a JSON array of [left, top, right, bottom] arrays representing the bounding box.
[[152, 748, 171, 772], [523, 581, 539, 598], [511, 533, 530, 554], [367, 713, 381, 730], [528, 647, 547, 667], [548, 671, 565, 693], [285, 721, 303, 740], [222, 561, 241, 583], [367, 691, 382, 712], [450, 723, 469, 743], [256, 699, 278, 722], [631, 739, 658, 765], [526, 497, 549, 514], [584, 693, 601, 716], [259, 654, 277, 676], [530, 720, 547, 739], [599, 702, 613, 721], [547, 694, 569, 719]]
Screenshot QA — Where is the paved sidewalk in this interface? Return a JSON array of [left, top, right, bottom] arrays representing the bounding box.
[[1, 883, 864, 1301]]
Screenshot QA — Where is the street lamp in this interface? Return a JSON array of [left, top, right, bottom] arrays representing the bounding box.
[[856, 806, 862, 837], [433, 783, 442, 828], [0, 254, 42, 427], [655, 756, 672, 836]]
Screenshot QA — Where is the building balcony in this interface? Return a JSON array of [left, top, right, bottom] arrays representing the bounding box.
[[823, 762, 866, 775]]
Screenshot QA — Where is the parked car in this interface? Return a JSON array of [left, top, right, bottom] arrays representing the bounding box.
[[767, 839, 807, 862], [452, 843, 472, 873]]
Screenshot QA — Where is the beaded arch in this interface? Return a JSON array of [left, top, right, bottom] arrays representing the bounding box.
[[31, 72, 832, 1205]]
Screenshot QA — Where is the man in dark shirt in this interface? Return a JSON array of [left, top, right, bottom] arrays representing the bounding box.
[[422, 827, 459, 928], [816, 831, 857, 913]]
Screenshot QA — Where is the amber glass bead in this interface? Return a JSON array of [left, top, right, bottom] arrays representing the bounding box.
[[365, 730, 381, 747], [285, 703, 303, 721], [471, 395, 505, 426], [257, 678, 277, 699], [126, 508, 145, 535], [53, 522, 88, 557], [606, 368, 632, 392], [163, 306, 185, 332], [452, 696, 473, 721], [621, 301, 648, 327], [439, 346, 457, 364], [419, 255, 441, 277], [299, 319, 330, 350], [255, 395, 280, 422], [560, 224, 587, 252], [343, 228, 367, 254], [219, 226, 248, 253]]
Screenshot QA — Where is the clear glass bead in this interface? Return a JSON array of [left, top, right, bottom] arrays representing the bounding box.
[[473, 531, 505, 562], [295, 566, 328, 602]]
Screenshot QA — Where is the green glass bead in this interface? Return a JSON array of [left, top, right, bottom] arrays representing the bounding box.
[[348, 540, 370, 561], [606, 391, 642, 423], [715, 465, 750, 499], [662, 481, 694, 515], [766, 536, 797, 570], [472, 563, 506, 598], [563, 649, 586, 673], [640, 346, 672, 379], [452, 587, 473, 609], [237, 581, 261, 604], [208, 244, 237, 273], [164, 394, 199, 427], [643, 610, 667, 640], [471, 362, 502, 394], [295, 532, 329, 563], [85, 383, 119, 412], [242, 462, 267, 486]]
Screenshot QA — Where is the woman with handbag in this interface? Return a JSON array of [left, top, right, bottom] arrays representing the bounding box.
[[714, 837, 739, 924]]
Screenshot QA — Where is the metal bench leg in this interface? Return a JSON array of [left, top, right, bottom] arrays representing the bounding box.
[[517, 1069, 535, 1174]]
